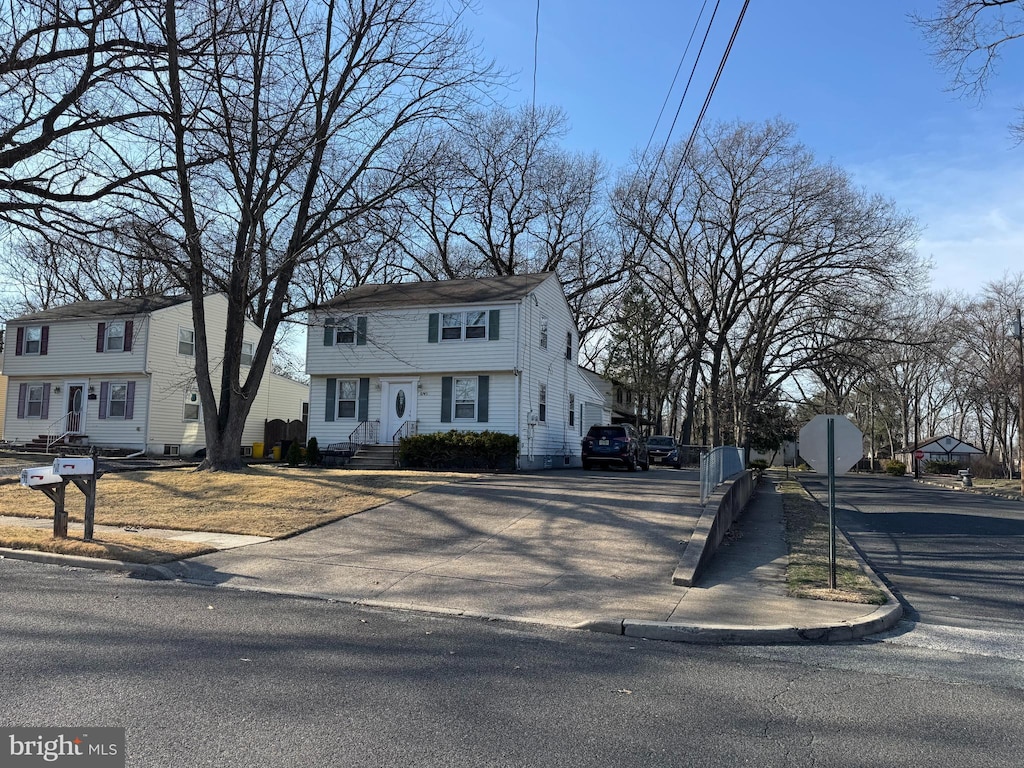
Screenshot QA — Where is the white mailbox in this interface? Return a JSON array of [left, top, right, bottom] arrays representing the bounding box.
[[53, 457, 95, 476], [20, 466, 63, 487]]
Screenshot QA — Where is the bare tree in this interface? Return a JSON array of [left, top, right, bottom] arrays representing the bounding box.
[[388, 105, 630, 339], [915, 0, 1024, 141], [110, 0, 495, 470], [617, 119, 921, 447], [0, 0, 168, 233]]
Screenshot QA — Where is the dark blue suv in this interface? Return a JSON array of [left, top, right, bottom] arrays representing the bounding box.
[[581, 424, 650, 471]]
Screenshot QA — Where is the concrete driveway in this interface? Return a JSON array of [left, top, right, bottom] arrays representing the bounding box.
[[178, 469, 703, 627]]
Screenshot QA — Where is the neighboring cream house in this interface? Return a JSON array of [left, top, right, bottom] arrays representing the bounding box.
[[306, 273, 607, 470], [1, 294, 308, 456]]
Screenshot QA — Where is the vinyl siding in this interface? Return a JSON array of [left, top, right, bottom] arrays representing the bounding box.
[[145, 293, 303, 455], [305, 273, 597, 469], [0, 373, 6, 439], [307, 303, 520, 376], [1, 316, 150, 378]]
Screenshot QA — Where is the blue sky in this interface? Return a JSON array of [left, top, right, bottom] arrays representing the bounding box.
[[462, 0, 1024, 294]]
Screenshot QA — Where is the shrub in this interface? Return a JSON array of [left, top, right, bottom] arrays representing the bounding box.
[[398, 430, 519, 471], [883, 459, 906, 476], [748, 459, 769, 471], [924, 459, 960, 475], [970, 454, 1003, 479], [286, 440, 303, 467], [305, 437, 321, 466]]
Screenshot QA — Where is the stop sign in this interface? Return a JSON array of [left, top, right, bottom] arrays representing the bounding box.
[[799, 415, 864, 475]]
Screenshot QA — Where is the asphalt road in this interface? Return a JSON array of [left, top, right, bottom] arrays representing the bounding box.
[[801, 475, 1024, 626], [2, 558, 1023, 768]]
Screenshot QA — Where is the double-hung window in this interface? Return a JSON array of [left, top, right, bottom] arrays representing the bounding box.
[[105, 321, 125, 352], [336, 323, 356, 345], [465, 311, 487, 339], [107, 383, 128, 419], [184, 391, 200, 421], [442, 312, 464, 340], [539, 317, 548, 349], [337, 380, 358, 418], [569, 393, 575, 426], [241, 341, 254, 366], [26, 385, 44, 418], [178, 328, 195, 356], [454, 377, 477, 419], [538, 384, 547, 422], [24, 326, 42, 355]]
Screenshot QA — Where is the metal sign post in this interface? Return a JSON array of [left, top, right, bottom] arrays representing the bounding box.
[[827, 418, 837, 590], [798, 414, 864, 592]]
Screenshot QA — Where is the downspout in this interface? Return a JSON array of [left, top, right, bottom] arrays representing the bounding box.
[[515, 298, 522, 469], [142, 315, 153, 456]]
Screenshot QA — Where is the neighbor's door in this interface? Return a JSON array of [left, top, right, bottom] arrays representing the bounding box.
[[381, 379, 417, 443], [65, 383, 86, 434]]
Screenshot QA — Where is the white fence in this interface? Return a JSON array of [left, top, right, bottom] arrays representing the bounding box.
[[699, 446, 746, 504]]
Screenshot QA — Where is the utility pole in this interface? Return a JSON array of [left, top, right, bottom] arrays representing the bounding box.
[[1015, 309, 1024, 495]]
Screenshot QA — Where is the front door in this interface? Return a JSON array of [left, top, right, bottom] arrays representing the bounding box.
[[380, 379, 418, 443], [65, 383, 86, 434]]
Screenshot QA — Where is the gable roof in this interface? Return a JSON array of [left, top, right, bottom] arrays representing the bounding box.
[[321, 273, 554, 312], [906, 435, 984, 454], [7, 294, 192, 324]]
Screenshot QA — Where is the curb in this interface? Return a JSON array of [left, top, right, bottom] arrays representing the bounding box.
[[620, 599, 903, 644], [0, 546, 175, 579], [915, 478, 1023, 502]]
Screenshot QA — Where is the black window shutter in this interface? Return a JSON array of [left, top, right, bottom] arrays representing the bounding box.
[[358, 378, 369, 421], [441, 376, 452, 422], [489, 310, 500, 340], [125, 320, 134, 351], [477, 376, 489, 423], [125, 382, 136, 420], [96, 323, 106, 353], [41, 383, 50, 419], [428, 313, 439, 343], [325, 378, 336, 421], [356, 316, 367, 346], [15, 327, 23, 356], [323, 318, 334, 347], [40, 326, 48, 355]]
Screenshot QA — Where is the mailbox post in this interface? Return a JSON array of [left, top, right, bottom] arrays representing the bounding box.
[[20, 447, 101, 541]]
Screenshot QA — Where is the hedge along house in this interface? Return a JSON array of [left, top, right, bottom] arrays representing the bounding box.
[[1, 293, 308, 457], [306, 273, 608, 470]]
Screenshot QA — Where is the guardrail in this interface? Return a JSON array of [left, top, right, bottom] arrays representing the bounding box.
[[699, 446, 745, 504]]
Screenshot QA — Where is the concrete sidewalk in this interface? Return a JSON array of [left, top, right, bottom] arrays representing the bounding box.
[[0, 471, 901, 643]]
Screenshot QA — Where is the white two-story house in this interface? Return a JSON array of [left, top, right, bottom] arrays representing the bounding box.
[[1, 293, 308, 457], [306, 273, 609, 470]]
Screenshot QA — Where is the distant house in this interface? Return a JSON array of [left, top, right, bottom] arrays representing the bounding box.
[[305, 273, 608, 469], [580, 368, 647, 428], [1, 293, 308, 457], [900, 435, 984, 467]]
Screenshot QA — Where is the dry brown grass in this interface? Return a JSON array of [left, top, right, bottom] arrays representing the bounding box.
[[0, 466, 469, 538], [0, 525, 215, 564], [776, 480, 887, 605]]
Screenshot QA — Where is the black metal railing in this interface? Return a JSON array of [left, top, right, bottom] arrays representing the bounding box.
[[348, 420, 379, 446]]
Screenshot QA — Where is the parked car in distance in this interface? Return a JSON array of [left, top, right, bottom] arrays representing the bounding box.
[[646, 435, 682, 468], [581, 424, 650, 471]]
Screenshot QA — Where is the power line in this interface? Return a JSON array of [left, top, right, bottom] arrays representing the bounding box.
[[677, 0, 751, 167], [532, 0, 541, 110], [641, 0, 712, 165]]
